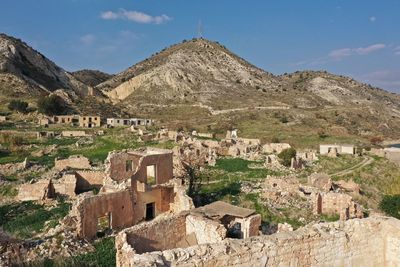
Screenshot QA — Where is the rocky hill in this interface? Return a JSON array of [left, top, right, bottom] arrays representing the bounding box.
[[95, 38, 400, 140], [0, 33, 89, 99], [71, 69, 113, 87], [0, 34, 399, 141]]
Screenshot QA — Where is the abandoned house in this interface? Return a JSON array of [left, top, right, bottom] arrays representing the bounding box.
[[42, 115, 101, 128], [36, 131, 55, 139], [319, 144, 355, 156], [79, 116, 101, 128], [69, 147, 186, 239], [106, 118, 153, 128]]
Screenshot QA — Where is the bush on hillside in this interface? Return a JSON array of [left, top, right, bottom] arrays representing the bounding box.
[[37, 95, 67, 115], [379, 195, 400, 219], [278, 147, 296, 167], [8, 100, 28, 113]]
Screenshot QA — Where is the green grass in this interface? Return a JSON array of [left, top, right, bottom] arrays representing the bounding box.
[[0, 184, 18, 197], [212, 158, 279, 179], [319, 214, 340, 222], [0, 200, 71, 239], [379, 195, 400, 219]]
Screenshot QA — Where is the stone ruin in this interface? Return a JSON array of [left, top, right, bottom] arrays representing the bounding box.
[[262, 174, 363, 221], [54, 155, 92, 171], [115, 216, 400, 267], [115, 201, 261, 265], [62, 147, 194, 240]]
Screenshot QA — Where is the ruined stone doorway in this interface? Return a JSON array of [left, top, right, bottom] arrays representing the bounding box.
[[145, 202, 155, 221], [97, 212, 112, 238]]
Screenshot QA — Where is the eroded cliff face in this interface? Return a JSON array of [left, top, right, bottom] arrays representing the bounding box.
[[116, 216, 400, 267], [0, 33, 88, 96]]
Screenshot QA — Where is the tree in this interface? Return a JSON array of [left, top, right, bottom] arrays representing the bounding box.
[[8, 100, 28, 113], [278, 147, 296, 167], [37, 95, 66, 115]]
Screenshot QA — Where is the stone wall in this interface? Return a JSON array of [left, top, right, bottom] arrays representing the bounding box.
[[314, 192, 363, 220], [72, 190, 135, 240], [53, 174, 77, 197], [116, 216, 400, 267], [75, 171, 104, 193], [61, 131, 87, 137], [17, 179, 55, 201], [186, 214, 226, 244], [54, 155, 91, 171], [123, 213, 188, 254]]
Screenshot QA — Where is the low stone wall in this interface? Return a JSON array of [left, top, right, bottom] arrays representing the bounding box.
[[54, 155, 91, 171], [116, 216, 400, 267], [61, 131, 87, 137], [18, 179, 55, 201], [123, 213, 188, 254]]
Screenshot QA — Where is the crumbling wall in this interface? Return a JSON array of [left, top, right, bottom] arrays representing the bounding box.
[[185, 214, 226, 244], [123, 213, 188, 254], [105, 149, 173, 184], [314, 192, 363, 220], [54, 155, 91, 171], [262, 143, 291, 154], [53, 174, 77, 197], [17, 179, 55, 201], [61, 131, 87, 137], [133, 186, 174, 224], [75, 171, 104, 193], [72, 190, 135, 240], [117, 216, 400, 267]]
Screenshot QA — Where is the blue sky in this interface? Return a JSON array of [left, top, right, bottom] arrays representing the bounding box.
[[1, 0, 399, 92]]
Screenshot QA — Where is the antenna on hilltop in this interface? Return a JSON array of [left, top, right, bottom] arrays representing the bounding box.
[[197, 20, 203, 39]]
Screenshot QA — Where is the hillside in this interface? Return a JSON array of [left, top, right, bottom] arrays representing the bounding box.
[[71, 69, 113, 87], [0, 34, 399, 143], [95, 38, 400, 142], [0, 33, 89, 100]]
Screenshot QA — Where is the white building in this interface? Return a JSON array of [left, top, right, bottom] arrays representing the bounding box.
[[320, 144, 355, 155], [106, 118, 154, 128]]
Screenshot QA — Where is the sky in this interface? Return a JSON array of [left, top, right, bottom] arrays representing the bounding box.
[[1, 0, 399, 93]]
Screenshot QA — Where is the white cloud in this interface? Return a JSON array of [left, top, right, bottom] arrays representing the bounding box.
[[329, 44, 386, 60], [291, 43, 387, 67], [357, 70, 400, 92], [80, 34, 96, 45], [369, 16, 376, 22], [101, 9, 172, 24], [394, 46, 400, 56]]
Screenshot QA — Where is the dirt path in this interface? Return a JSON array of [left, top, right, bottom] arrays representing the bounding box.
[[331, 156, 374, 177], [139, 103, 290, 115]]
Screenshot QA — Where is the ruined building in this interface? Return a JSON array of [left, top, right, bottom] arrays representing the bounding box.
[[68, 148, 192, 240]]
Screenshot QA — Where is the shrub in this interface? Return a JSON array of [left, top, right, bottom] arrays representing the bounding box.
[[370, 136, 383, 146], [271, 137, 280, 143], [8, 100, 28, 113], [279, 116, 288, 123], [37, 95, 67, 115], [278, 148, 296, 167], [379, 195, 400, 219]]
